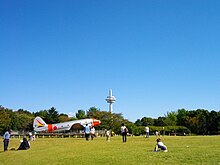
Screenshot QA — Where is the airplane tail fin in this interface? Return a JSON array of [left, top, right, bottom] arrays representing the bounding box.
[[33, 116, 47, 130]]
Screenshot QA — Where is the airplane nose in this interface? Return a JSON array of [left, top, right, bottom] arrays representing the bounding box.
[[93, 119, 101, 126]]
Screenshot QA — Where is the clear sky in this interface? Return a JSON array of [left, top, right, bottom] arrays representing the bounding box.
[[1, 0, 220, 122]]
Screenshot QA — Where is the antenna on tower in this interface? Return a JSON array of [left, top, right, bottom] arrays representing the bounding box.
[[105, 89, 116, 113]]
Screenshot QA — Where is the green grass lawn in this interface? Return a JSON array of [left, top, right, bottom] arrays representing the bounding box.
[[1, 136, 220, 165]]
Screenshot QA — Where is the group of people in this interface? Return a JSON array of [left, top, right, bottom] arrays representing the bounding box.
[[3, 130, 30, 152], [145, 126, 162, 138], [84, 122, 129, 143], [3, 125, 168, 153], [84, 124, 96, 141], [84, 123, 129, 143], [84, 124, 112, 142], [122, 124, 168, 152], [144, 126, 168, 152]]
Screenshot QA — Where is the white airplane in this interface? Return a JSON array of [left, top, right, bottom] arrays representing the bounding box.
[[33, 116, 101, 133]]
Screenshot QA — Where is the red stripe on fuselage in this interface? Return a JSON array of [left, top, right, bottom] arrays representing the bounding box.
[[48, 124, 52, 133], [92, 119, 101, 126]]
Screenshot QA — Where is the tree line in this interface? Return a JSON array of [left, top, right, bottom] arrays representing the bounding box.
[[135, 109, 220, 135], [0, 105, 219, 135]]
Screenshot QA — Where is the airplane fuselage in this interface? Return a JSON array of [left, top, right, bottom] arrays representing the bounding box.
[[34, 117, 100, 133]]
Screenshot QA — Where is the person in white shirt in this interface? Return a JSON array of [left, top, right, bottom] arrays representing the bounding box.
[[3, 130, 11, 151], [154, 138, 168, 152], [106, 130, 110, 142], [29, 132, 33, 141], [145, 126, 150, 138], [90, 126, 95, 140], [121, 123, 128, 142], [155, 130, 160, 137]]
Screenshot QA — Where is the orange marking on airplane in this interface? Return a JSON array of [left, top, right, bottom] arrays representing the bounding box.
[[36, 119, 44, 126], [48, 124, 52, 133], [93, 119, 101, 126]]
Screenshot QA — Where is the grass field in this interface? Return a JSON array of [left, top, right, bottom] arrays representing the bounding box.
[[1, 135, 220, 165]]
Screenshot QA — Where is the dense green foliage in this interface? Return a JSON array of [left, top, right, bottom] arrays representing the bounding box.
[[135, 109, 220, 135], [1, 136, 220, 164], [0, 105, 219, 135]]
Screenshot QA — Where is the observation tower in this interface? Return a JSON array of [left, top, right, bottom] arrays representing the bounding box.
[[105, 89, 116, 113]]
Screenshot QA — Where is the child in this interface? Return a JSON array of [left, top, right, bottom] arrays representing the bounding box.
[[154, 138, 168, 152]]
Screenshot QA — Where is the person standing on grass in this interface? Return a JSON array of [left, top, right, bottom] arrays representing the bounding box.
[[106, 130, 110, 142], [32, 131, 36, 141], [145, 126, 150, 138], [28, 132, 33, 141], [121, 123, 128, 142], [3, 129, 11, 151], [90, 126, 95, 140], [84, 124, 91, 141]]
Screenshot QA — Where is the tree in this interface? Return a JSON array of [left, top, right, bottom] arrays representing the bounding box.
[[76, 109, 86, 119], [34, 110, 48, 119], [154, 117, 166, 126], [176, 109, 188, 126], [15, 112, 34, 131], [141, 117, 154, 126], [185, 110, 199, 134], [134, 119, 142, 126], [88, 107, 99, 113], [163, 111, 177, 126], [208, 111, 220, 134], [0, 109, 11, 134], [46, 107, 60, 123], [193, 109, 210, 134], [17, 109, 32, 115], [58, 113, 70, 122], [34, 107, 59, 124], [87, 107, 100, 118]]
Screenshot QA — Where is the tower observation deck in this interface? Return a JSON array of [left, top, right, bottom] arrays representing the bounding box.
[[105, 89, 116, 113]]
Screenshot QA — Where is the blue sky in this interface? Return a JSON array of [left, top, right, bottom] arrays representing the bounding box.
[[1, 0, 220, 122]]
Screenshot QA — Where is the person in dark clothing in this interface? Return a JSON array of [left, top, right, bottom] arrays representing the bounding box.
[[121, 123, 128, 142], [17, 138, 30, 150]]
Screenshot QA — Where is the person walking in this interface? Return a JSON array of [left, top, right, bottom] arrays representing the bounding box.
[[3, 129, 11, 151], [121, 123, 128, 142]]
